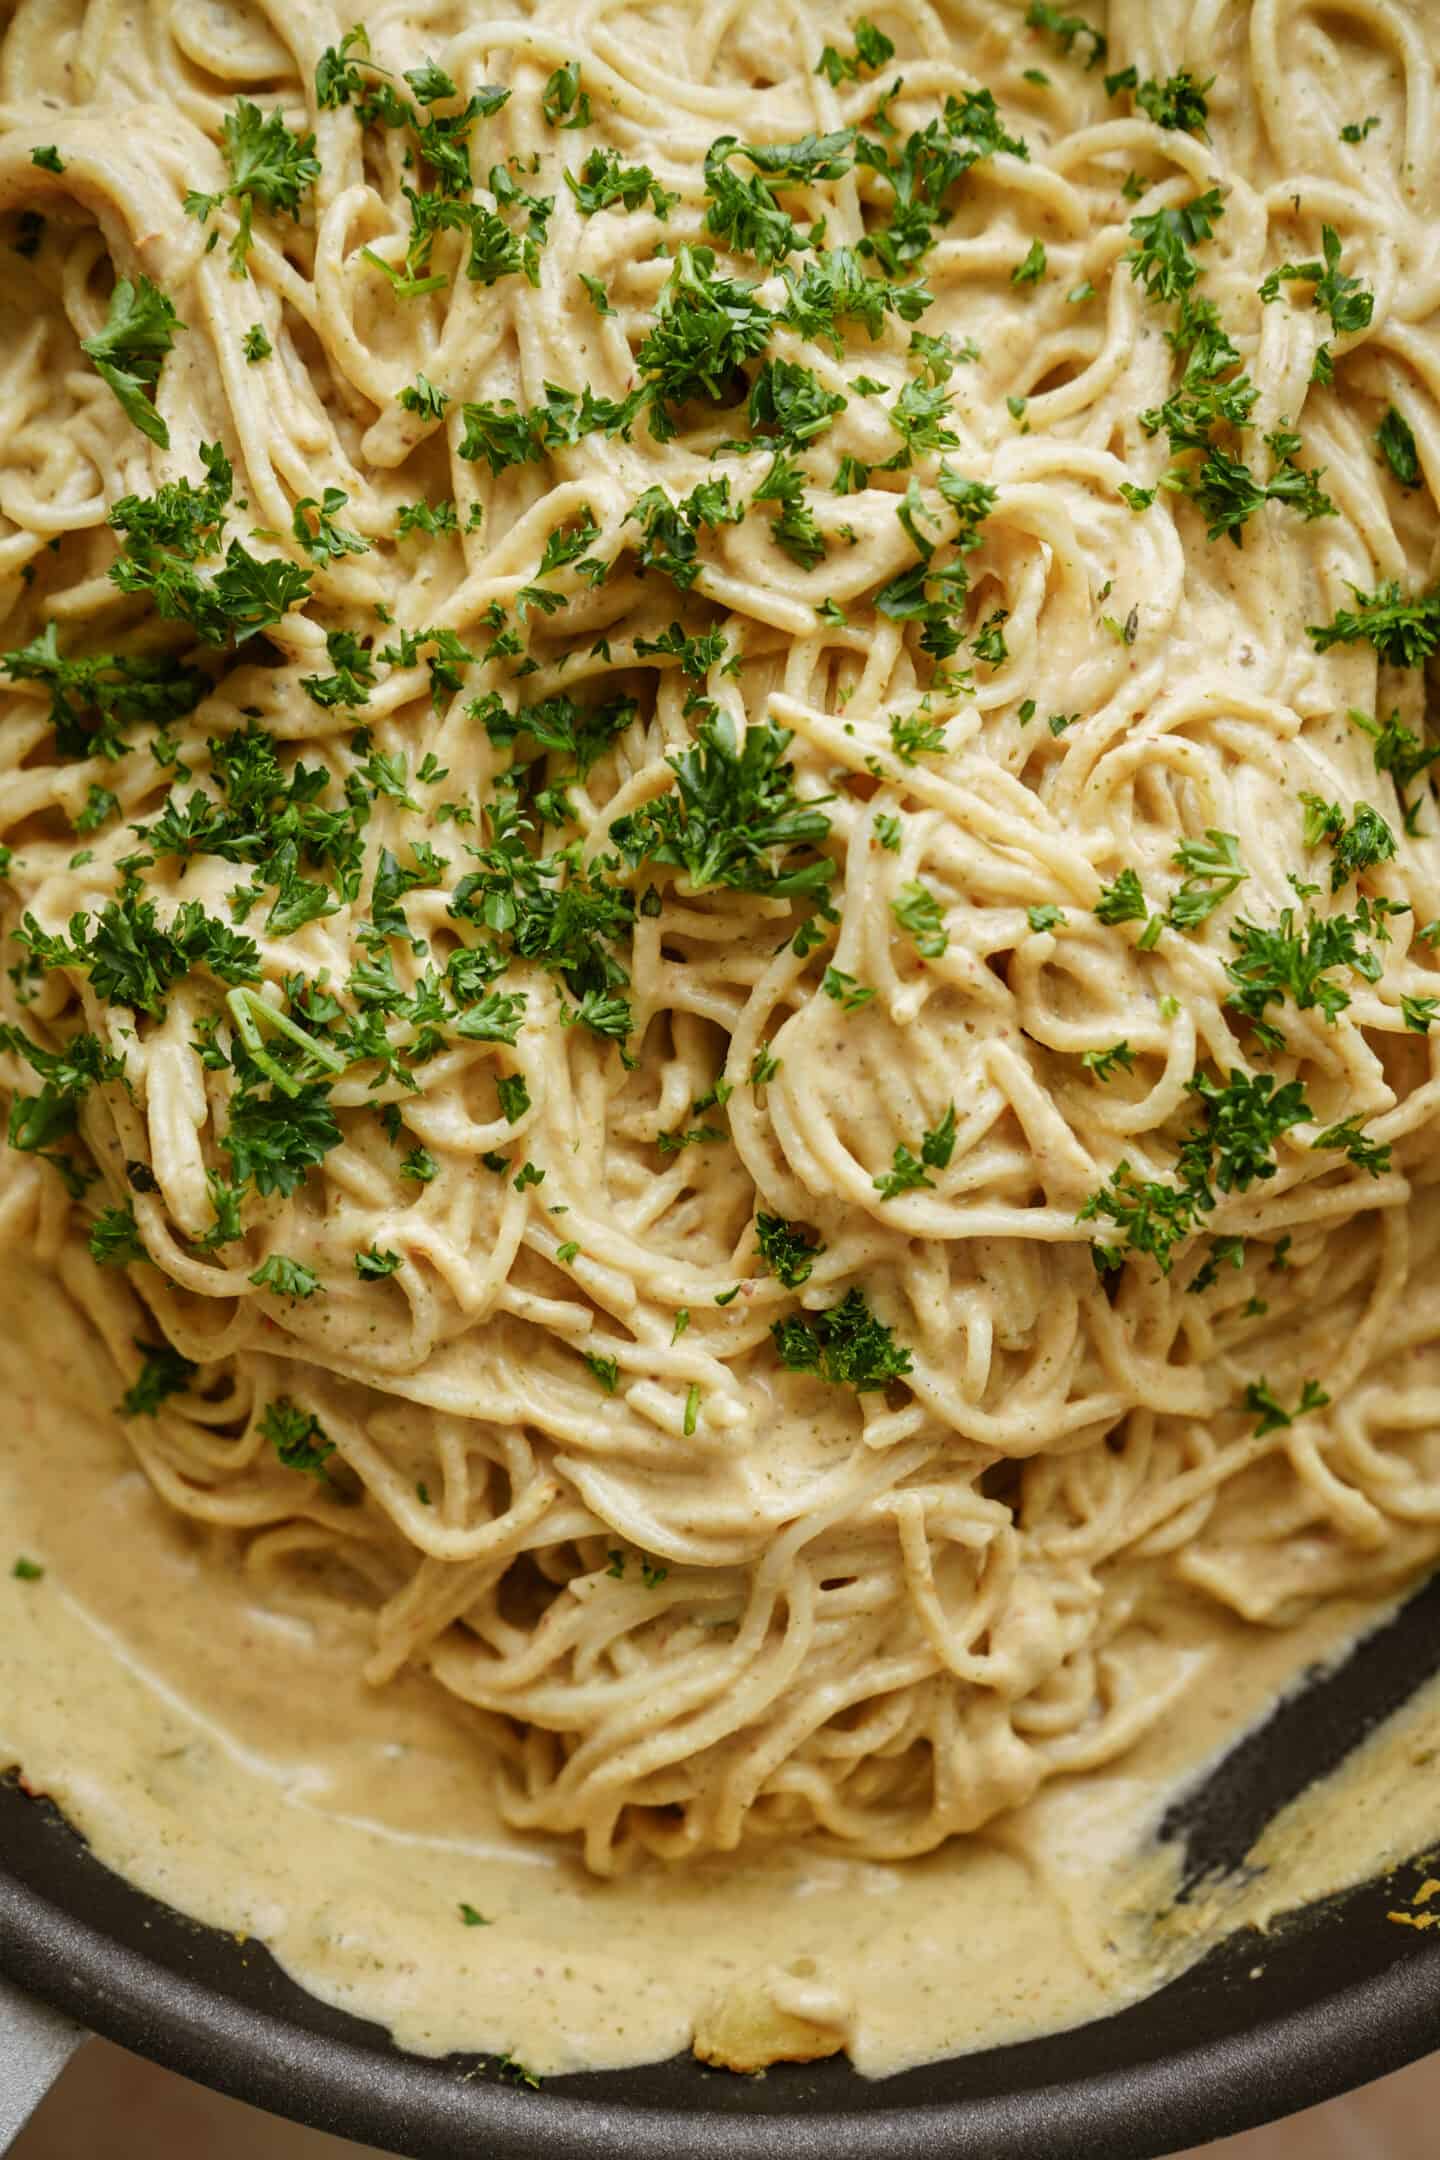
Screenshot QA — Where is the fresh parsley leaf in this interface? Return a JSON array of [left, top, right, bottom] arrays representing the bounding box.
[[748, 356, 847, 447], [821, 965, 875, 1011], [80, 275, 182, 447], [771, 1287, 913, 1391], [88, 1202, 147, 1266], [191, 98, 322, 274], [1011, 237, 1047, 285], [1126, 189, 1225, 303], [753, 453, 826, 568], [315, 24, 374, 108], [873, 1143, 935, 1199], [1309, 580, 1440, 667], [637, 245, 773, 427], [496, 1072, 530, 1122], [20, 893, 260, 1016], [1080, 1161, 1204, 1275], [703, 136, 801, 266], [1376, 406, 1421, 488], [920, 1103, 957, 1167], [1, 624, 207, 761], [1167, 829, 1247, 927], [583, 1351, 619, 1393], [249, 1252, 323, 1298], [566, 148, 676, 219], [1260, 224, 1373, 336], [1081, 1040, 1136, 1082], [1317, 801, 1398, 891], [776, 247, 933, 356], [1224, 904, 1378, 1041], [223, 1081, 341, 1197], [541, 61, 590, 129], [109, 443, 312, 646], [1095, 868, 1148, 925], [610, 710, 832, 899], [1025, 2, 1106, 66], [120, 1338, 197, 1418], [816, 17, 895, 84], [1311, 1113, 1391, 1176], [261, 1396, 335, 1475], [398, 372, 450, 421], [1244, 1377, 1321, 1435], [755, 1212, 823, 1287], [1133, 70, 1213, 136], [891, 879, 948, 957]]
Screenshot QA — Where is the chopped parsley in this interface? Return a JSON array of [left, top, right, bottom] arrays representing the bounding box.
[[261, 1397, 335, 1476], [249, 1253, 323, 1299], [1130, 70, 1213, 137], [1224, 903, 1383, 1047], [756, 1213, 823, 1287], [638, 246, 773, 430], [88, 1203, 146, 1266], [1081, 1041, 1135, 1083], [184, 98, 322, 274], [80, 275, 182, 447], [566, 148, 676, 219], [816, 17, 895, 84], [541, 61, 590, 130], [1309, 581, 1440, 667], [1260, 225, 1374, 336], [119, 1338, 197, 1418], [891, 880, 948, 957], [1243, 1377, 1330, 1437], [610, 711, 832, 900], [583, 1352, 620, 1394], [821, 966, 875, 1011], [1376, 407, 1421, 488], [770, 1288, 912, 1390], [1011, 237, 1047, 285], [1, 624, 206, 761], [108, 442, 312, 646], [1025, 3, 1106, 66]]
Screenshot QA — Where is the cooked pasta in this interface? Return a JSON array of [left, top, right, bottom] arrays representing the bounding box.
[[1, 0, 1439, 1886]]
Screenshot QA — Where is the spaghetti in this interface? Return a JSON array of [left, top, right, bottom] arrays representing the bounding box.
[[1, 0, 1439, 1884]]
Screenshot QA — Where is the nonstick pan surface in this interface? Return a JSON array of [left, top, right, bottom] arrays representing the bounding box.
[[2, 1566, 1440, 2160]]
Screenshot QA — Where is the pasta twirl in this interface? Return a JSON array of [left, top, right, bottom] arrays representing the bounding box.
[[0, 0, 1439, 1891]]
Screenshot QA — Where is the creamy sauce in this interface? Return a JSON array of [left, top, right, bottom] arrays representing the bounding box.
[[2, 1255, 1435, 2079], [2, 0, 1440, 2089]]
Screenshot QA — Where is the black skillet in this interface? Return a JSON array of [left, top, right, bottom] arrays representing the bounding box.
[[1, 1568, 1438, 2159]]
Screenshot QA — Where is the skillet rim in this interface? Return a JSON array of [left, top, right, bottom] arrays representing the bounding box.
[[2, 1786, 1438, 2160]]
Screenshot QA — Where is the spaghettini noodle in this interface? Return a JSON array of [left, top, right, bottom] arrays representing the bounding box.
[[1, 0, 1439, 1880]]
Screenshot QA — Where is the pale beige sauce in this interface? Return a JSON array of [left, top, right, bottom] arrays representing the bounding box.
[[2, 1257, 1436, 2079]]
